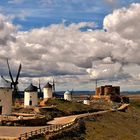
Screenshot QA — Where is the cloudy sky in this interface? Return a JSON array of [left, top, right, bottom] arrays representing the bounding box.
[[0, 0, 140, 91]]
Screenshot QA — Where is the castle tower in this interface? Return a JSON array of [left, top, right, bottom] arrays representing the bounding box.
[[24, 83, 38, 107], [43, 82, 53, 99], [0, 77, 12, 115]]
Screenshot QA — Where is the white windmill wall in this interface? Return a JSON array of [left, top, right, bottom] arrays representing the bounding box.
[[64, 93, 72, 101], [83, 100, 90, 105], [64, 94, 72, 101], [43, 88, 53, 99], [0, 88, 12, 115], [24, 91, 38, 107]]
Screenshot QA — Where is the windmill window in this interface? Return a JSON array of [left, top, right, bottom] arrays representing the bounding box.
[[0, 100, 1, 102], [30, 96, 32, 99]]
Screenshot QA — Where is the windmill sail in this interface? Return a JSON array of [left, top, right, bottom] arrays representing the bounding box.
[[15, 63, 21, 83], [52, 78, 55, 94], [7, 59, 14, 83], [38, 79, 42, 93], [1, 59, 22, 99], [1, 75, 12, 84]]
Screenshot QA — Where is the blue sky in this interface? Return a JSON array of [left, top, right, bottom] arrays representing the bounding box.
[[0, 0, 139, 30]]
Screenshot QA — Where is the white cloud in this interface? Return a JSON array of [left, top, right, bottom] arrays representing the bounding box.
[[104, 3, 140, 41], [0, 3, 140, 91], [87, 62, 130, 80], [0, 14, 17, 44]]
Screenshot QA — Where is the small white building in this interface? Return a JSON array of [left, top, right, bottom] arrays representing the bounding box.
[[0, 78, 12, 115], [43, 82, 53, 99], [24, 83, 38, 107], [83, 98, 90, 105], [64, 90, 72, 101]]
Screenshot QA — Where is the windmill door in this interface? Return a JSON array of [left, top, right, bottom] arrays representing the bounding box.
[[29, 100, 32, 106], [0, 106, 2, 115]]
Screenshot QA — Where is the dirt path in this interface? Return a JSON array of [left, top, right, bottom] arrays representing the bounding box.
[[47, 110, 110, 125], [47, 105, 129, 125], [47, 115, 79, 125]]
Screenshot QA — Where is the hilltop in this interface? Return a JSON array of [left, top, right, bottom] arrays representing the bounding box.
[[84, 103, 140, 140], [59, 99, 140, 140], [33, 98, 140, 140]]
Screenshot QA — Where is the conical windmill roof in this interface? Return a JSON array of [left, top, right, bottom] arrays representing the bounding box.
[[0, 77, 11, 88], [44, 82, 52, 88], [64, 90, 72, 95], [25, 83, 38, 92]]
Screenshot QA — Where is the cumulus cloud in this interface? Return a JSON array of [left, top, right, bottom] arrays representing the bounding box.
[[104, 3, 140, 41], [0, 14, 17, 45], [0, 3, 140, 90], [87, 62, 131, 80]]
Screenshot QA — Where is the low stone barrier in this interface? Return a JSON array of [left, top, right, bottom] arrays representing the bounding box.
[[19, 122, 74, 140]]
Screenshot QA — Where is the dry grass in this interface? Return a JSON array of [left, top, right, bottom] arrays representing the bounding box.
[[44, 98, 97, 115], [84, 99, 140, 140]]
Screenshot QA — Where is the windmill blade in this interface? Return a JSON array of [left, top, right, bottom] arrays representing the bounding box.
[[7, 59, 14, 83], [1, 75, 12, 83], [38, 78, 42, 93], [52, 77, 55, 93], [71, 89, 74, 95], [15, 63, 22, 83], [71, 89, 73, 93]]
